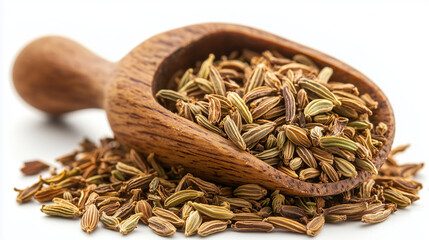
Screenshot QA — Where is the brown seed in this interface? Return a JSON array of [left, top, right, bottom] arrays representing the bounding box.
[[232, 221, 274, 232], [299, 168, 320, 181], [198, 220, 229, 236], [34, 187, 66, 202], [264, 216, 307, 234], [152, 207, 185, 228], [231, 212, 264, 221], [325, 214, 347, 223], [135, 200, 152, 224], [209, 65, 227, 96], [282, 83, 296, 123], [15, 181, 43, 203], [383, 187, 411, 208], [284, 125, 312, 148], [41, 203, 80, 218], [296, 146, 317, 168], [320, 161, 340, 182], [148, 216, 177, 237], [81, 204, 99, 234], [306, 215, 325, 236], [20, 160, 50, 176], [242, 122, 276, 146], [277, 205, 307, 220], [361, 208, 393, 224], [233, 184, 267, 200], [324, 202, 368, 215]]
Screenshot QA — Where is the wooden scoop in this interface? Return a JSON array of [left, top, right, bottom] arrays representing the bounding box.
[[12, 23, 395, 196]]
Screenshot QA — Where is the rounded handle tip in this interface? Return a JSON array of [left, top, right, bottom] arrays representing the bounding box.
[[13, 36, 114, 115]]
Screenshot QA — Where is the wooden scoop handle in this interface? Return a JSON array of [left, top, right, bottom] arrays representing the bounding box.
[[13, 36, 115, 115]]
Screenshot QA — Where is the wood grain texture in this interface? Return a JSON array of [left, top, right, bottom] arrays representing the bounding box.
[[13, 36, 115, 115], [13, 23, 395, 196]]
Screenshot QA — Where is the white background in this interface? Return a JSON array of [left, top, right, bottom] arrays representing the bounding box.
[[1, 0, 428, 239]]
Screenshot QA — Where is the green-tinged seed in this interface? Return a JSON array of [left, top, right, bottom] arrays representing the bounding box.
[[111, 170, 125, 181], [318, 67, 333, 83], [283, 139, 295, 162], [118, 213, 143, 235], [224, 115, 246, 150], [265, 134, 277, 149], [156, 89, 188, 102], [195, 77, 215, 94], [231, 213, 263, 221], [116, 162, 144, 176], [100, 212, 120, 230], [233, 184, 267, 200], [289, 157, 303, 171], [276, 131, 286, 149], [299, 168, 320, 181], [383, 188, 411, 208], [278, 165, 298, 178], [164, 190, 204, 208], [195, 114, 226, 137], [178, 80, 198, 93], [242, 122, 276, 146], [304, 99, 334, 117], [198, 54, 215, 79], [271, 191, 285, 213], [227, 92, 253, 124], [189, 202, 235, 219], [334, 157, 358, 178], [348, 120, 373, 130], [245, 63, 265, 93], [298, 78, 341, 106], [178, 68, 193, 90], [255, 148, 281, 160], [320, 136, 358, 151], [325, 214, 347, 223], [217, 196, 252, 208], [209, 66, 227, 96], [355, 158, 378, 175]]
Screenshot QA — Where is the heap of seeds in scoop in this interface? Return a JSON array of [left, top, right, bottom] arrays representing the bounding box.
[[156, 50, 386, 182], [16, 138, 423, 236]]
